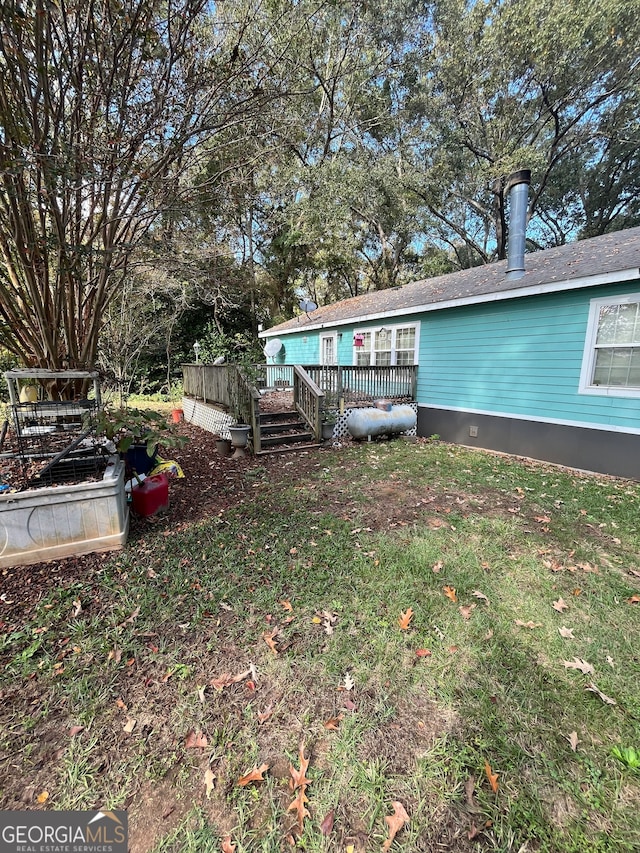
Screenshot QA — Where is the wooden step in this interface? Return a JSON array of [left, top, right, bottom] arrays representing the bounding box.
[[259, 430, 314, 448], [255, 442, 323, 456], [259, 410, 299, 424], [260, 420, 306, 436]]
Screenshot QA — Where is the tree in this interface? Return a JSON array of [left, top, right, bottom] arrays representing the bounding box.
[[398, 0, 640, 259], [0, 0, 292, 380]]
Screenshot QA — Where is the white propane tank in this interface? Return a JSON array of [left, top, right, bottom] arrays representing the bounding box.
[[347, 405, 416, 440]]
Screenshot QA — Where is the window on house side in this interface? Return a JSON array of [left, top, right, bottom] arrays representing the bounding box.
[[353, 324, 417, 366], [580, 295, 640, 395]]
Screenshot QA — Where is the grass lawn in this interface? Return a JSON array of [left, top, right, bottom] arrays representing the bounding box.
[[2, 437, 640, 852]]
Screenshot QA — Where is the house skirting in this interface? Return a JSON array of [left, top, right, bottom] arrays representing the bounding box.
[[418, 406, 640, 480], [182, 397, 235, 437]]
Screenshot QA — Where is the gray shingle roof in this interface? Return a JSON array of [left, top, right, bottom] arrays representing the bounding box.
[[262, 225, 640, 336]]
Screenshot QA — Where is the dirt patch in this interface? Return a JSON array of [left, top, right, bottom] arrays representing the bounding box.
[[359, 692, 458, 774]]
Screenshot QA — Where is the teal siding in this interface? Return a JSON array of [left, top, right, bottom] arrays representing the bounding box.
[[268, 279, 640, 432], [271, 327, 364, 364], [418, 281, 640, 430]]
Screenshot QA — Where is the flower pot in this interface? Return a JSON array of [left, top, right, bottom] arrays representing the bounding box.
[[171, 408, 184, 423], [321, 421, 336, 441], [215, 438, 232, 457], [228, 424, 251, 459]]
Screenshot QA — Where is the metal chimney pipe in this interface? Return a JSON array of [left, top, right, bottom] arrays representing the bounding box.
[[505, 169, 531, 280]]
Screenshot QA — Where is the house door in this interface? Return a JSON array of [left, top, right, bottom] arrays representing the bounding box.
[[320, 333, 337, 365]]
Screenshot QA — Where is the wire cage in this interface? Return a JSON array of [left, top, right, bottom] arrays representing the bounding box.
[[2, 369, 108, 487]]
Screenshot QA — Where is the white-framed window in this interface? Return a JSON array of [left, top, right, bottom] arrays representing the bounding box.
[[579, 294, 640, 397], [353, 323, 419, 366]]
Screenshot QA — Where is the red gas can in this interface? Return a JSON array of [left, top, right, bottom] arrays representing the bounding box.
[[132, 473, 169, 517]]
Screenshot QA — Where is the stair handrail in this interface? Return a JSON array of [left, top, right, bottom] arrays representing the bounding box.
[[293, 365, 324, 442], [227, 365, 262, 454]]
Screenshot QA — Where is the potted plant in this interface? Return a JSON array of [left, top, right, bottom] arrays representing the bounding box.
[[168, 381, 184, 423], [92, 406, 188, 475], [321, 411, 337, 441]]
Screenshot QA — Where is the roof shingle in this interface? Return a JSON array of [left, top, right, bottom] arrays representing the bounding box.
[[263, 225, 640, 336]]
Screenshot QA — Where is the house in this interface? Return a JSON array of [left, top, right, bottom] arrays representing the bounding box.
[[259, 222, 640, 479]]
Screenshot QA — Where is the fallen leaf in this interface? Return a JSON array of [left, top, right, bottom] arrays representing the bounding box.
[[483, 628, 494, 640], [287, 786, 310, 832], [563, 658, 595, 675], [321, 610, 338, 635], [221, 837, 235, 853], [185, 730, 208, 748], [237, 763, 269, 786], [448, 645, 459, 653], [398, 607, 414, 630], [343, 672, 354, 691], [553, 598, 569, 612], [211, 668, 252, 691], [484, 760, 499, 793], [572, 588, 582, 596], [115, 697, 127, 711], [464, 775, 477, 808], [204, 766, 215, 799], [415, 648, 432, 658], [289, 745, 311, 790], [257, 704, 274, 724], [36, 790, 49, 804], [382, 801, 409, 852], [606, 656, 615, 668], [443, 585, 458, 603], [263, 630, 279, 655], [71, 599, 82, 617], [459, 603, 476, 620], [119, 606, 140, 627], [472, 590, 490, 604], [323, 714, 344, 730], [432, 560, 443, 573], [627, 595, 640, 604], [198, 685, 206, 703], [535, 515, 551, 524], [311, 616, 322, 624], [319, 809, 334, 836], [515, 619, 541, 629], [585, 683, 617, 706], [566, 731, 580, 751], [558, 626, 575, 639], [69, 725, 84, 737], [108, 647, 122, 664], [123, 717, 136, 733], [280, 600, 293, 611]]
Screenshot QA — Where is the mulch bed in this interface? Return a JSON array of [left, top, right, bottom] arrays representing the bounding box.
[[0, 420, 328, 627]]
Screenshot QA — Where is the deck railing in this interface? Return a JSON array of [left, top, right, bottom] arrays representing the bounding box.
[[303, 364, 417, 407], [293, 366, 324, 441], [182, 362, 417, 449], [183, 363, 261, 452]]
